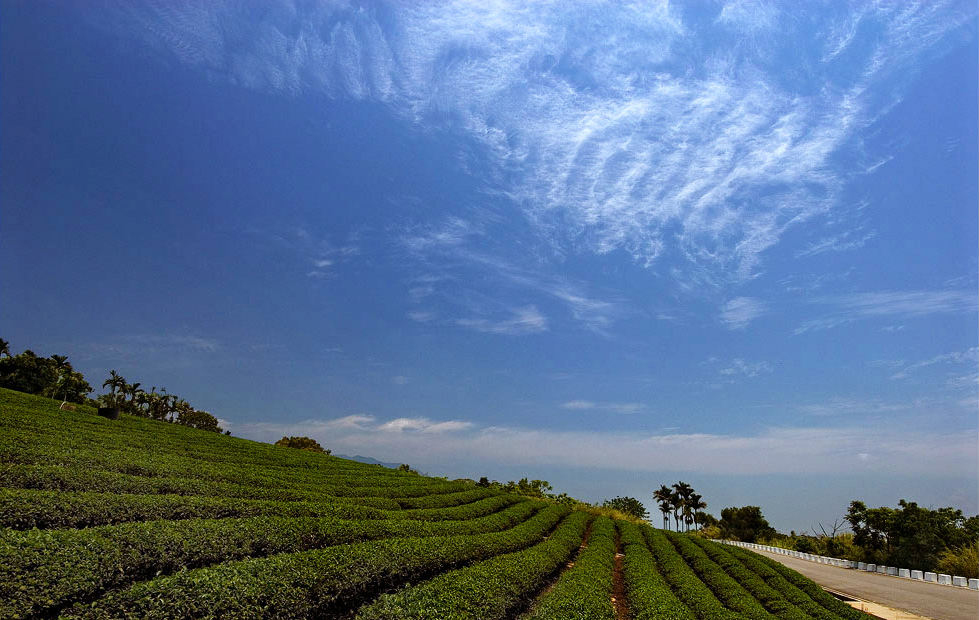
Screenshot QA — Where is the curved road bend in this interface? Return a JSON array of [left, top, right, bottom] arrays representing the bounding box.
[[754, 550, 977, 620]]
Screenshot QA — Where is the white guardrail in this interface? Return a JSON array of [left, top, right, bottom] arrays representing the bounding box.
[[715, 540, 978, 591]]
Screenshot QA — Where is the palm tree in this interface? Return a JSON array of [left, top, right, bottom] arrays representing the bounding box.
[[672, 481, 694, 532], [49, 355, 71, 401], [102, 370, 126, 406], [653, 485, 674, 530], [689, 493, 707, 530], [123, 382, 144, 414]]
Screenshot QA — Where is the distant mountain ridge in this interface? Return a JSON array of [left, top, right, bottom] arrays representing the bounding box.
[[334, 454, 402, 469]]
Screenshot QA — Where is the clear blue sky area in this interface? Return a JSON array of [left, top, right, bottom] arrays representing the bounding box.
[[2, 1, 976, 531]]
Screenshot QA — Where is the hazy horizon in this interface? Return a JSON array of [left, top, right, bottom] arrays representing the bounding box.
[[2, 1, 976, 533]]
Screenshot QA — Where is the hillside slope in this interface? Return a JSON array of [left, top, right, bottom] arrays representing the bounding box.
[[0, 388, 870, 619]]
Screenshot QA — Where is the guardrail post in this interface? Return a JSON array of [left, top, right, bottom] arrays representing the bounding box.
[[924, 572, 937, 583], [937, 574, 951, 585], [899, 569, 910, 578], [952, 576, 967, 587], [968, 578, 978, 590], [911, 570, 923, 580]]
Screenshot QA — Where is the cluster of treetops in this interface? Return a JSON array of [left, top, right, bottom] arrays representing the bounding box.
[[0, 339, 224, 434]]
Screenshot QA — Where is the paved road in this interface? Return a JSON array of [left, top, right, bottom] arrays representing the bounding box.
[[755, 550, 978, 620]]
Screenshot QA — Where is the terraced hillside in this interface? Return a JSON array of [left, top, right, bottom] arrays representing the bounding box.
[[0, 388, 871, 619]]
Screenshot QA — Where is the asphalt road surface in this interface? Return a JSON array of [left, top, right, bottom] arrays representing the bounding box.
[[755, 550, 978, 620]]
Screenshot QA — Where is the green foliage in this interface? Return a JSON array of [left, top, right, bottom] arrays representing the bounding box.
[[643, 527, 742, 620], [524, 516, 616, 620], [847, 499, 978, 571], [398, 463, 419, 474], [356, 511, 589, 620], [0, 349, 92, 403], [618, 521, 696, 620], [274, 435, 329, 453], [663, 530, 779, 620], [58, 505, 570, 620], [721, 543, 856, 620], [688, 536, 812, 620], [175, 408, 222, 432], [602, 495, 648, 520], [1, 501, 545, 620], [0, 487, 386, 529], [736, 545, 871, 620], [718, 505, 776, 542], [937, 543, 979, 579]]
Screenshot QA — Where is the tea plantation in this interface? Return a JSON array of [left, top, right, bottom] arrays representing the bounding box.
[[0, 388, 872, 619]]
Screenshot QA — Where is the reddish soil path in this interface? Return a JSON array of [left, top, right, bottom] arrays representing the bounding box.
[[612, 531, 630, 620]]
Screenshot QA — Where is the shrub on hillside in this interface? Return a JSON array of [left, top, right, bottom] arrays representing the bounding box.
[[274, 436, 330, 454], [176, 409, 223, 433], [937, 543, 978, 579], [602, 496, 648, 521]]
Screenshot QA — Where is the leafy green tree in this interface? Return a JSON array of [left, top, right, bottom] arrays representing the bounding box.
[[718, 505, 776, 542], [0, 350, 59, 396], [398, 464, 419, 474], [848, 499, 978, 569], [175, 409, 223, 433], [0, 338, 10, 358], [0, 350, 91, 404], [54, 369, 93, 404], [502, 478, 553, 498], [274, 436, 330, 454], [602, 496, 649, 520]]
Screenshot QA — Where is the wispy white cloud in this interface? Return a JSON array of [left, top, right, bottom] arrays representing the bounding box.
[[560, 400, 644, 414], [798, 398, 908, 417], [457, 306, 548, 335], [255, 225, 361, 279], [87, 334, 221, 360], [392, 375, 410, 385], [891, 347, 979, 380], [720, 297, 768, 329], [375, 417, 474, 433], [403, 217, 625, 334], [407, 311, 435, 323], [98, 1, 976, 283], [720, 358, 772, 378], [795, 228, 877, 258], [795, 290, 978, 334]]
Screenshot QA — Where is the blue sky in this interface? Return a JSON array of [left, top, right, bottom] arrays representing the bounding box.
[[2, 1, 977, 531]]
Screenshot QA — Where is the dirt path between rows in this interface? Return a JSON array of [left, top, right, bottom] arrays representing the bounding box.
[[612, 530, 630, 620]]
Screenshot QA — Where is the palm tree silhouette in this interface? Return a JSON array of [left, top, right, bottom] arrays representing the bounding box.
[[689, 492, 707, 530], [672, 481, 694, 532], [653, 485, 674, 530], [102, 370, 127, 406]]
